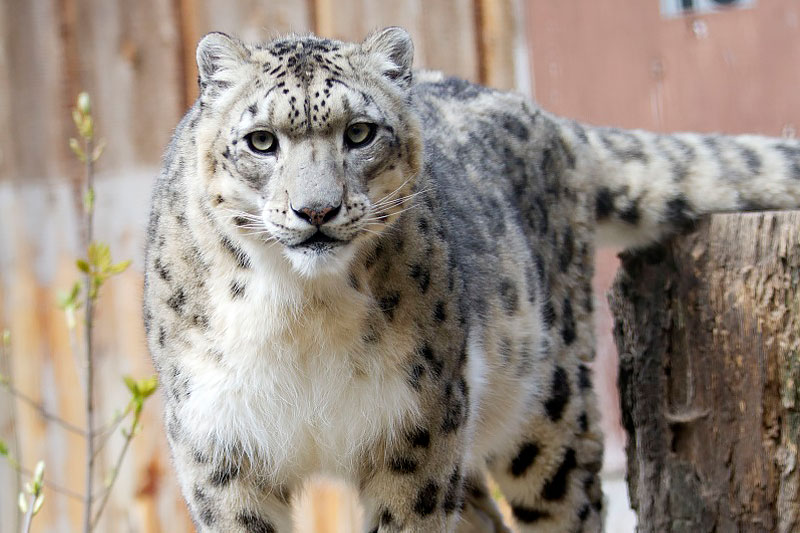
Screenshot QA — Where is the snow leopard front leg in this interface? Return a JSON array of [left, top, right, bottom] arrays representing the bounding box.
[[360, 377, 473, 533], [165, 406, 294, 533]]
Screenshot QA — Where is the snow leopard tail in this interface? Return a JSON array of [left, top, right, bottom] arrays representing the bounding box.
[[553, 114, 800, 249]]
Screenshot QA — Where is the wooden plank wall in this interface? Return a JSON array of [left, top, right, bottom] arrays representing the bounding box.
[[526, 0, 800, 135], [0, 1, 526, 532]]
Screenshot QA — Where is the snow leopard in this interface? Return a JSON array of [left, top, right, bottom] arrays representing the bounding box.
[[143, 27, 800, 532]]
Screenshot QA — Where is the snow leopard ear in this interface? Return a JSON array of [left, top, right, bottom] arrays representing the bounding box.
[[362, 27, 414, 89], [196, 32, 249, 94]]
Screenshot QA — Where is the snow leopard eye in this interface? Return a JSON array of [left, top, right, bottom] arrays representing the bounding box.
[[345, 123, 376, 148], [246, 131, 277, 154]]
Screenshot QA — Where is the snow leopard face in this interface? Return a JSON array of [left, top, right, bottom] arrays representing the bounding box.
[[192, 29, 422, 277]]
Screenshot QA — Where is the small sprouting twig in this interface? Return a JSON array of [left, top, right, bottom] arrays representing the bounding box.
[[2, 443, 84, 502], [76, 91, 97, 533], [90, 376, 156, 529], [14, 463, 85, 502], [62, 91, 148, 532], [2, 330, 23, 532], [90, 419, 136, 529], [92, 406, 132, 460], [19, 461, 45, 533]]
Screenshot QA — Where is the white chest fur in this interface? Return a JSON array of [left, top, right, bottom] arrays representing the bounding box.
[[175, 255, 419, 484]]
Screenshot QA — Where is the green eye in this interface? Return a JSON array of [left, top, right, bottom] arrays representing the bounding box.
[[345, 123, 376, 148], [246, 131, 277, 154]]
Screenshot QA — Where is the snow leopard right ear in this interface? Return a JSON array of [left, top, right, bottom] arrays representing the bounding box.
[[196, 32, 249, 95], [362, 27, 414, 89]]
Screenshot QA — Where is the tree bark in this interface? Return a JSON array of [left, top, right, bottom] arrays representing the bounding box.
[[608, 212, 800, 533]]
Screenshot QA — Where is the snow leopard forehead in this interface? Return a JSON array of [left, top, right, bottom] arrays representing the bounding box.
[[195, 29, 415, 135]]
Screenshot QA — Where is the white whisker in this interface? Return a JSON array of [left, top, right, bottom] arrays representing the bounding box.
[[363, 203, 422, 222], [372, 175, 416, 207], [217, 208, 263, 221], [371, 188, 430, 211]]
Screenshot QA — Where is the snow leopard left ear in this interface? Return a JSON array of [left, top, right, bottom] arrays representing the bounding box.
[[362, 27, 414, 89], [196, 32, 249, 95]]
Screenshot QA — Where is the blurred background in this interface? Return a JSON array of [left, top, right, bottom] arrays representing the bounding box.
[[1, 0, 799, 531]]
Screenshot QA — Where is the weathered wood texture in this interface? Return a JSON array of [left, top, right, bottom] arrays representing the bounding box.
[[525, 0, 800, 135], [609, 212, 800, 533], [0, 1, 525, 532]]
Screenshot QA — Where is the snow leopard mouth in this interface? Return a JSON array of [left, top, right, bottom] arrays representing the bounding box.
[[290, 231, 346, 252]]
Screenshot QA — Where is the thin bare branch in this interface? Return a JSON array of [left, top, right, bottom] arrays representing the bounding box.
[[90, 418, 137, 529], [82, 132, 96, 533], [0, 383, 86, 436], [1, 334, 23, 533], [91, 408, 130, 460], [6, 463, 86, 502], [20, 492, 35, 533]]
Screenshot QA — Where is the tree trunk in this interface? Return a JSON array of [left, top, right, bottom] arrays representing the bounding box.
[[608, 212, 800, 533]]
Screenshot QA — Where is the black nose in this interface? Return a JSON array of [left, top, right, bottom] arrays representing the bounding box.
[[291, 203, 341, 226]]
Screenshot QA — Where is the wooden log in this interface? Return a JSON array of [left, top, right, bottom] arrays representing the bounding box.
[[608, 212, 800, 533]]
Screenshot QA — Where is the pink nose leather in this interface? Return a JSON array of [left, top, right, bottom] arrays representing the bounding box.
[[292, 204, 341, 226]]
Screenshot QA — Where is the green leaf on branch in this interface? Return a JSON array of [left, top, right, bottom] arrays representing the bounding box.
[[57, 281, 82, 329], [77, 92, 91, 115], [92, 139, 106, 163], [77, 242, 132, 301], [73, 93, 94, 140], [108, 259, 131, 275], [32, 460, 45, 487], [123, 375, 158, 417], [138, 376, 158, 398], [88, 242, 111, 271], [69, 137, 86, 163], [71, 110, 83, 133], [123, 376, 137, 395], [32, 493, 45, 515], [0, 439, 8, 457], [57, 281, 82, 310], [83, 117, 94, 140]]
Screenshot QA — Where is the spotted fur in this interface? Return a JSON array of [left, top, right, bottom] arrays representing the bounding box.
[[144, 28, 800, 532]]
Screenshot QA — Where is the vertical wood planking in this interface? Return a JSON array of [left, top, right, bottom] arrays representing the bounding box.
[[1, 0, 75, 183], [525, 0, 800, 134], [175, 0, 202, 111], [73, 0, 185, 169], [314, 0, 480, 82], [418, 0, 480, 83], [178, 0, 314, 104], [0, 1, 512, 531], [0, 2, 17, 182], [476, 0, 524, 90]]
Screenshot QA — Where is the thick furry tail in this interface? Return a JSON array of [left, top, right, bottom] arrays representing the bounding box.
[[552, 114, 800, 249]]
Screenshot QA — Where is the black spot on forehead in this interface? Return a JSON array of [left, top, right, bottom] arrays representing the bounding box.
[[268, 37, 341, 57], [264, 37, 346, 84]]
